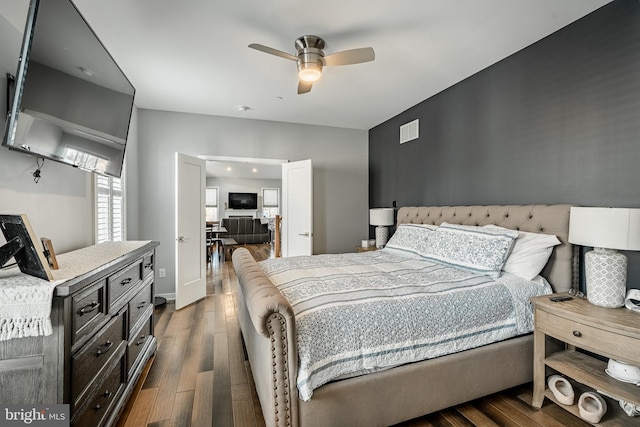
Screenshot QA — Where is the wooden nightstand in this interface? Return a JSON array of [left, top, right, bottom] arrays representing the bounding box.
[[530, 293, 640, 425]]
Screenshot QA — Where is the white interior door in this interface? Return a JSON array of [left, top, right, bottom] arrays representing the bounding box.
[[281, 159, 313, 257], [175, 153, 206, 310]]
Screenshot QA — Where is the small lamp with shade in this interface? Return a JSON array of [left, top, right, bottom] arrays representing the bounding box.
[[369, 208, 395, 248], [568, 207, 640, 308]]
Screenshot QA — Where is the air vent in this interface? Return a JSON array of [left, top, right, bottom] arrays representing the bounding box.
[[400, 119, 419, 144]]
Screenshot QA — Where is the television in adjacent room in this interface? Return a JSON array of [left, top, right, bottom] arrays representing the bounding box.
[[2, 0, 135, 178], [228, 192, 258, 210]]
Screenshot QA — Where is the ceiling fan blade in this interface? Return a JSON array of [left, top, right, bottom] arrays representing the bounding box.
[[248, 43, 298, 61], [298, 80, 313, 94], [324, 47, 375, 66]]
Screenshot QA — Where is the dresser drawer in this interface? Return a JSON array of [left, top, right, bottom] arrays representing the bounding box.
[[142, 252, 154, 278], [108, 260, 143, 310], [72, 279, 108, 347], [72, 354, 124, 427], [128, 283, 153, 332], [536, 308, 638, 362], [72, 309, 126, 402], [127, 315, 153, 377]]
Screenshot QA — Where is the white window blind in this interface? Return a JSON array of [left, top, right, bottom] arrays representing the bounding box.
[[96, 175, 124, 243], [262, 188, 279, 218], [206, 188, 218, 207], [262, 188, 279, 207], [205, 187, 218, 222]]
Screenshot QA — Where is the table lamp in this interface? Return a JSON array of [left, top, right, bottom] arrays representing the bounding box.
[[568, 207, 640, 308], [370, 208, 395, 248]]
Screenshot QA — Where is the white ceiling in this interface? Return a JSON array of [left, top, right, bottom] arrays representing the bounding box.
[[201, 156, 286, 180], [1, 0, 611, 131]]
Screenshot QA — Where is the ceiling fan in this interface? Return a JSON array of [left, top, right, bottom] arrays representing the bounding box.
[[248, 35, 375, 94]]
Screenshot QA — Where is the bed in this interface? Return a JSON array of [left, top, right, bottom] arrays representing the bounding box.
[[232, 205, 574, 427]]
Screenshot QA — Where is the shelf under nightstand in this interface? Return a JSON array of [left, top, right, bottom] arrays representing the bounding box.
[[530, 294, 640, 426]]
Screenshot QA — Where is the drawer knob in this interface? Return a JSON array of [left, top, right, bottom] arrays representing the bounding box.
[[573, 330, 582, 338], [120, 277, 133, 285], [136, 336, 146, 346], [94, 404, 102, 410], [103, 390, 112, 399], [136, 301, 147, 309], [78, 301, 100, 315], [96, 340, 114, 356]]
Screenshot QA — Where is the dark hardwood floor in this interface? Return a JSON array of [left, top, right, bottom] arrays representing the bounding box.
[[116, 244, 591, 427]]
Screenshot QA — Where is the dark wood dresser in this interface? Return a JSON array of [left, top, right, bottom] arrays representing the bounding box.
[[0, 241, 159, 427]]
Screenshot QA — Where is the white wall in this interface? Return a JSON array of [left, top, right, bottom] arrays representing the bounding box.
[[137, 109, 369, 296]]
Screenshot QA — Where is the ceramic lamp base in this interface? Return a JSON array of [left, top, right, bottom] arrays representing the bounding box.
[[585, 248, 627, 308], [375, 226, 389, 248]]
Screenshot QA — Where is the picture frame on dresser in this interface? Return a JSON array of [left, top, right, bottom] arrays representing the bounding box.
[[0, 214, 53, 281]]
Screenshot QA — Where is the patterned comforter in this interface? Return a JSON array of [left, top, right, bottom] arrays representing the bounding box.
[[258, 250, 552, 401]]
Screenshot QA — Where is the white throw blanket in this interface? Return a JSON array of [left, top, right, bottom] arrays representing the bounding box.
[[0, 267, 62, 341]]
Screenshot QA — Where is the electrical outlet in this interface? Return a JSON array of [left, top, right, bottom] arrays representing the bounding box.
[[159, 268, 166, 278]]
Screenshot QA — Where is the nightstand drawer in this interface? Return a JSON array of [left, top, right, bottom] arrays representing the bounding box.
[[536, 309, 638, 362]]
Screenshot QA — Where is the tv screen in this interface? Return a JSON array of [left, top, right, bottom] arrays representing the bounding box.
[[229, 192, 258, 210], [2, 0, 135, 178]]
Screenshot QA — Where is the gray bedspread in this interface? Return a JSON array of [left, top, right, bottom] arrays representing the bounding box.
[[258, 250, 552, 401]]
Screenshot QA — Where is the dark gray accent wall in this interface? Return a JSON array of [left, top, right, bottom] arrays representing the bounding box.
[[369, 0, 640, 287]]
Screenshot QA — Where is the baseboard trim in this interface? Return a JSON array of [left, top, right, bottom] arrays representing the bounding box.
[[156, 292, 175, 301]]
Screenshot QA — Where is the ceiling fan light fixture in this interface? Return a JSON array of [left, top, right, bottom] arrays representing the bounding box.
[[297, 62, 322, 82], [249, 35, 374, 93]]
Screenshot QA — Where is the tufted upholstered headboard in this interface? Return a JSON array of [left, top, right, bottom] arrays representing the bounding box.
[[396, 205, 575, 292]]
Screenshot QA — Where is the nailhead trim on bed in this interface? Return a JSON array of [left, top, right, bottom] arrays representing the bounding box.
[[267, 312, 292, 426]]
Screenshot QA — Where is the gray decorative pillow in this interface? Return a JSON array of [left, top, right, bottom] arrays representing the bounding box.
[[422, 222, 518, 278], [383, 224, 436, 258]]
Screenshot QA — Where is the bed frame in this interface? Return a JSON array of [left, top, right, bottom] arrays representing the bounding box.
[[232, 205, 574, 427]]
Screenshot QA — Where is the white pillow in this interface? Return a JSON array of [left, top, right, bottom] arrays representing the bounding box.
[[484, 225, 561, 281], [422, 223, 518, 278], [383, 224, 435, 258]]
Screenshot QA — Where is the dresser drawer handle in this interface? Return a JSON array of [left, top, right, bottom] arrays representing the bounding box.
[[144, 263, 153, 268], [96, 340, 113, 356], [136, 301, 147, 309], [573, 330, 582, 338], [136, 335, 146, 346], [120, 277, 133, 285], [78, 301, 100, 315], [94, 389, 113, 410]]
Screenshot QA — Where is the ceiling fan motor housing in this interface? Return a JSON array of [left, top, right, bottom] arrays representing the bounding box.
[[295, 36, 326, 81]]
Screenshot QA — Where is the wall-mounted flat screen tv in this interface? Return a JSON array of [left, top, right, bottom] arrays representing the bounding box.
[[229, 192, 258, 210], [2, 0, 135, 178]]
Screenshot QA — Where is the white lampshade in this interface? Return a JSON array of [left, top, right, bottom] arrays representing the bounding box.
[[370, 208, 394, 248], [369, 208, 394, 226], [569, 207, 640, 250], [568, 207, 640, 308]]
